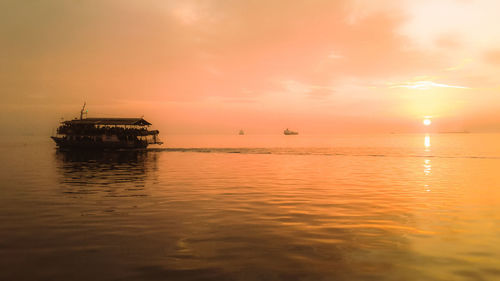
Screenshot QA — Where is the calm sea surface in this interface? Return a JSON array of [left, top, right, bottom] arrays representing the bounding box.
[[1, 134, 500, 281]]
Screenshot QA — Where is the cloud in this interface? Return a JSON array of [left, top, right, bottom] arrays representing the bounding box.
[[327, 51, 344, 60], [281, 80, 335, 98], [388, 81, 469, 90], [0, 0, 444, 103], [3, 0, 499, 134], [483, 49, 500, 65], [444, 58, 472, 71], [435, 33, 462, 49]]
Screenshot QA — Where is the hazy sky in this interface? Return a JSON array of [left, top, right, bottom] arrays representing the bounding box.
[[2, 0, 500, 135]]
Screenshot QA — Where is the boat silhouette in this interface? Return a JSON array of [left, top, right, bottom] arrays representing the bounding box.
[[283, 128, 298, 135], [51, 103, 162, 149]]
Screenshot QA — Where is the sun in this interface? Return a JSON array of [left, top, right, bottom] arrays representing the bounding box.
[[423, 118, 432, 126]]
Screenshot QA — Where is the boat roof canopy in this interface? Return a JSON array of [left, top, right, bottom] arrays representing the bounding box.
[[63, 118, 152, 126]]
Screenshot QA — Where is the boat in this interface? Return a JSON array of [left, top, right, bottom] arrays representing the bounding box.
[[239, 129, 245, 135], [51, 103, 162, 149], [283, 128, 298, 135]]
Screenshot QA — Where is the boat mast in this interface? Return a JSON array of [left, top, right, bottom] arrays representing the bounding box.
[[80, 102, 86, 120]]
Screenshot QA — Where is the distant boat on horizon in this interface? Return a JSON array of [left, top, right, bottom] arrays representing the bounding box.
[[239, 129, 245, 135], [284, 128, 298, 135]]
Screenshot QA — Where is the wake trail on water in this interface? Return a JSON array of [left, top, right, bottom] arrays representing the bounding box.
[[148, 148, 500, 160]]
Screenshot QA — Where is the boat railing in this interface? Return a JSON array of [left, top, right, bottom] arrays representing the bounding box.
[[57, 126, 158, 136]]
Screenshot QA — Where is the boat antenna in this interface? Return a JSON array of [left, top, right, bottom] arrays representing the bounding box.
[[80, 102, 86, 120]]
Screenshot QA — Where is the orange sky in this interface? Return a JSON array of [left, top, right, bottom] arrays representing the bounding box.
[[1, 0, 500, 135]]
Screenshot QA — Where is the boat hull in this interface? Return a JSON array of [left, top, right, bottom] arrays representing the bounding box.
[[51, 136, 148, 149]]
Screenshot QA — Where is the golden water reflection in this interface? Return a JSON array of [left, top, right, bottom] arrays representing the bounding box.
[[3, 135, 500, 280], [423, 159, 431, 176], [423, 158, 432, 193], [423, 134, 432, 191], [424, 134, 431, 150]]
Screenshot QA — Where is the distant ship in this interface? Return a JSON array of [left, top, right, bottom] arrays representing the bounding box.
[[238, 129, 245, 135], [284, 128, 298, 135], [51, 103, 162, 149]]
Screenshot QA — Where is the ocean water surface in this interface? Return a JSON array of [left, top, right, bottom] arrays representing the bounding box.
[[1, 134, 500, 280]]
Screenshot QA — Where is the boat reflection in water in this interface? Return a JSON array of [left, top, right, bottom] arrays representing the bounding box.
[[54, 149, 159, 196]]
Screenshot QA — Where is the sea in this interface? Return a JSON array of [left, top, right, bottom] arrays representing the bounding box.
[[1, 134, 499, 281]]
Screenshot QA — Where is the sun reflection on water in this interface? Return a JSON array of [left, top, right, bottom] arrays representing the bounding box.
[[423, 134, 432, 192], [424, 134, 431, 150], [423, 159, 432, 176], [423, 158, 432, 192]]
